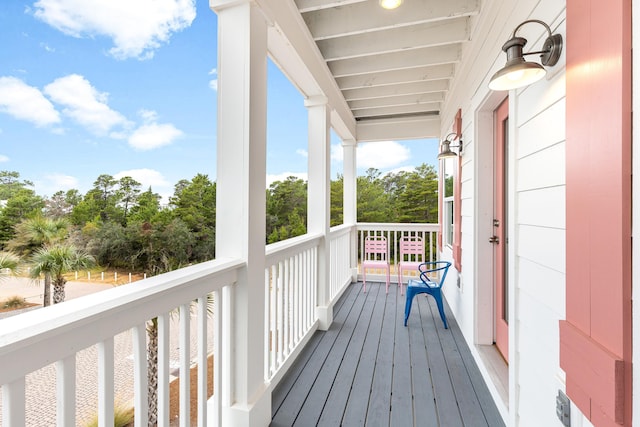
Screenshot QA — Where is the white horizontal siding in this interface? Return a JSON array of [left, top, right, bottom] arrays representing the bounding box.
[[512, 5, 567, 425], [518, 100, 566, 159], [517, 225, 565, 274], [516, 143, 565, 191], [518, 258, 566, 317], [518, 187, 565, 229]]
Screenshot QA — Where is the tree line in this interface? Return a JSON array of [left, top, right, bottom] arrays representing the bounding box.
[[0, 164, 438, 283]]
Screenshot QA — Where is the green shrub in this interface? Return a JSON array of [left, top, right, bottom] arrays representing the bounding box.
[[2, 296, 26, 309], [84, 406, 134, 427]]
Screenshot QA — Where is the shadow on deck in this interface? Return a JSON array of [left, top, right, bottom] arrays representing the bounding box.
[[271, 281, 505, 427]]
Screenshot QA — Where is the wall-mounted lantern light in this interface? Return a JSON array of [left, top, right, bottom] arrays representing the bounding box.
[[437, 133, 463, 159], [489, 19, 563, 91]]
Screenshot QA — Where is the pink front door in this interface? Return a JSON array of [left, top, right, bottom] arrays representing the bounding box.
[[493, 98, 509, 362]]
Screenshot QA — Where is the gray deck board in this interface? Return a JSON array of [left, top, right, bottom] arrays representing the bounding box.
[[316, 284, 380, 426], [341, 283, 387, 425], [271, 281, 506, 427], [293, 281, 370, 426], [366, 282, 396, 427], [271, 282, 360, 427]]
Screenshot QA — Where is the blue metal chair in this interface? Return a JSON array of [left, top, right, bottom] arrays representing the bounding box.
[[403, 261, 451, 329]]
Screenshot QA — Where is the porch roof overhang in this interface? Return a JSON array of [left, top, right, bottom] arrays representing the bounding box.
[[253, 0, 479, 142]]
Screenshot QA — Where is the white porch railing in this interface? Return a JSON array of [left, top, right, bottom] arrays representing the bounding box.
[[0, 257, 242, 427], [0, 222, 435, 426], [264, 233, 320, 383]]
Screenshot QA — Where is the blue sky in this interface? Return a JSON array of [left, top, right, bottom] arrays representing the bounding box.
[[0, 0, 439, 202]]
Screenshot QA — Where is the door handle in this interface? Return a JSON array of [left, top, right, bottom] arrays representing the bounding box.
[[489, 236, 499, 244]]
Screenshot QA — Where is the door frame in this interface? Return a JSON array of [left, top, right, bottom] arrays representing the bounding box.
[[474, 91, 510, 346], [494, 98, 509, 361], [474, 89, 517, 417]]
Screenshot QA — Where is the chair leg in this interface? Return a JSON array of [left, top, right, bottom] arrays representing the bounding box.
[[433, 293, 448, 329], [385, 268, 390, 293], [362, 268, 366, 293], [398, 269, 403, 295], [404, 287, 418, 326]]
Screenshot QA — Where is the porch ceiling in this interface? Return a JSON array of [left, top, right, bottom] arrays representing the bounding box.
[[290, 0, 479, 141]]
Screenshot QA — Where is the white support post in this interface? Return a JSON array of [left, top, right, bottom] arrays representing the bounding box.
[[3, 378, 25, 427], [97, 338, 114, 427], [132, 324, 149, 426], [179, 304, 190, 427], [158, 313, 170, 427], [210, 0, 270, 425], [343, 139, 358, 281], [197, 297, 207, 427], [306, 95, 332, 330], [56, 355, 76, 427]]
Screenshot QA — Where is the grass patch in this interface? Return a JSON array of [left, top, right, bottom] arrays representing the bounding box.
[[2, 295, 26, 308], [0, 295, 39, 313], [83, 405, 134, 427]]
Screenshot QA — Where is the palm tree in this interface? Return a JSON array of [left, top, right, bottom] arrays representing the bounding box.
[[7, 216, 68, 306], [29, 244, 95, 304], [0, 251, 20, 280]]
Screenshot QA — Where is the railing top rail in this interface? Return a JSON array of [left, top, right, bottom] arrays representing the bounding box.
[[329, 223, 355, 237], [356, 222, 439, 232], [266, 232, 323, 265], [0, 257, 243, 385]]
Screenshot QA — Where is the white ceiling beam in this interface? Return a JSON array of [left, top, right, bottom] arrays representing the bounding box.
[[356, 115, 441, 142], [353, 102, 441, 118], [302, 0, 479, 40], [336, 64, 455, 90], [349, 92, 444, 110], [295, 0, 367, 13], [329, 44, 461, 77], [343, 79, 449, 101], [317, 18, 469, 61]]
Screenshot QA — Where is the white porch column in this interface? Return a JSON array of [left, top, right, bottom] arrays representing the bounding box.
[[210, 1, 270, 426], [343, 139, 358, 281], [306, 95, 332, 330]]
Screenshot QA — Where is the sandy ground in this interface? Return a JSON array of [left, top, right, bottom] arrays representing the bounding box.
[[0, 276, 213, 427]]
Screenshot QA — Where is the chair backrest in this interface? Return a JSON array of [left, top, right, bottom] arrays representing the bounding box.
[[364, 236, 388, 262], [399, 236, 424, 263], [418, 261, 451, 288]]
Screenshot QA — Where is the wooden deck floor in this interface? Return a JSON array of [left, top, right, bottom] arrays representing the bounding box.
[[271, 281, 505, 427]]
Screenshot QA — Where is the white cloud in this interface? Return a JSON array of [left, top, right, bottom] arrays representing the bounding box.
[[33, 0, 196, 60], [209, 68, 218, 91], [129, 122, 183, 150], [357, 140, 410, 169], [0, 155, 9, 162], [267, 172, 307, 188], [114, 168, 171, 193], [0, 76, 60, 126], [138, 109, 158, 123], [35, 173, 79, 196], [296, 149, 308, 158], [44, 74, 129, 135]]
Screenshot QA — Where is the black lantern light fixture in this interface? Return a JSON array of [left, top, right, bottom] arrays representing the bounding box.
[[437, 133, 462, 159], [489, 19, 563, 91]]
